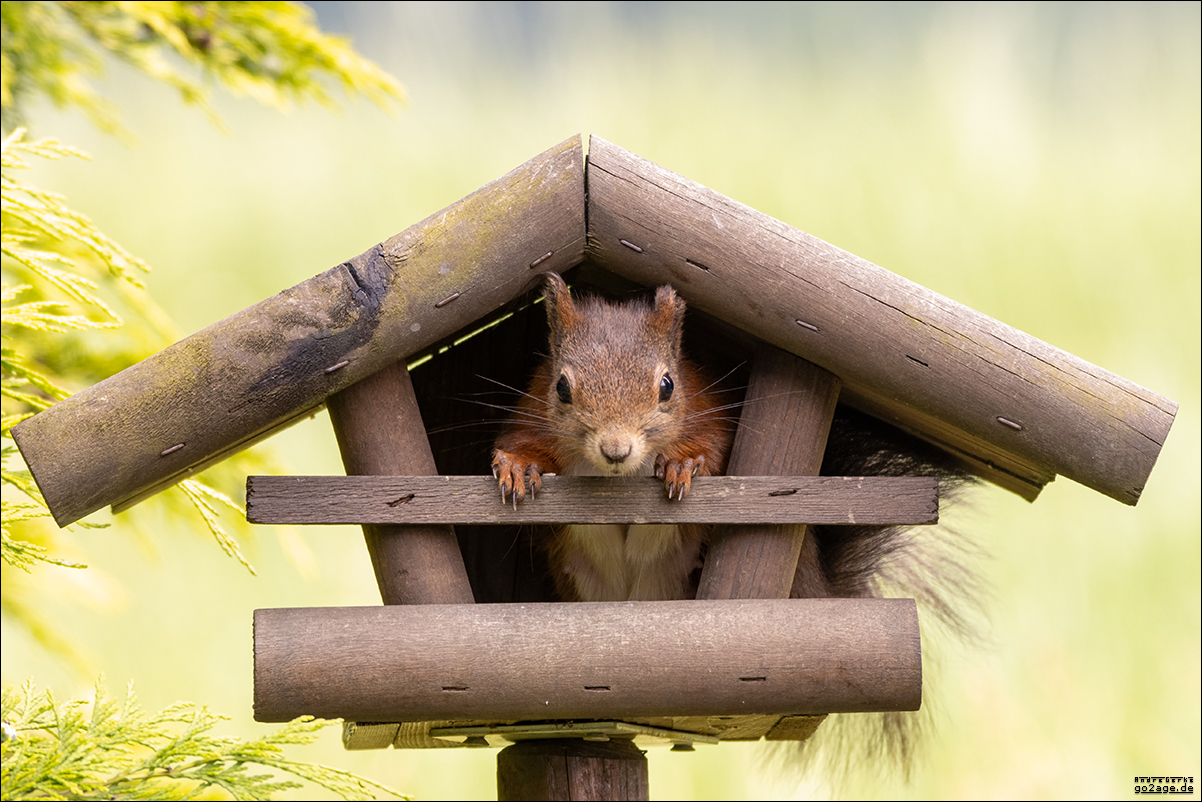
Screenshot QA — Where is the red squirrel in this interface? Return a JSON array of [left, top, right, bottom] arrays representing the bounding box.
[[492, 273, 974, 615], [490, 272, 978, 770], [491, 272, 734, 601]]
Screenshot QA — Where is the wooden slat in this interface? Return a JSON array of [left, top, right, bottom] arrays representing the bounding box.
[[698, 344, 842, 600], [341, 722, 401, 750], [12, 136, 587, 527], [355, 714, 816, 750], [327, 361, 474, 605], [252, 599, 921, 723], [585, 135, 1177, 505], [245, 475, 938, 526]]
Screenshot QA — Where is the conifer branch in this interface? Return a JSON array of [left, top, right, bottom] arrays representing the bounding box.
[[1, 680, 407, 800]]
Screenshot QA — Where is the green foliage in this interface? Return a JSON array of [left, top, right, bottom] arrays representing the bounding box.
[[0, 127, 254, 579], [1, 127, 144, 574], [0, 0, 389, 574], [0, 0, 403, 578], [1, 129, 142, 394], [1, 679, 406, 800], [1, 4, 408, 798], [1, 0, 404, 134]]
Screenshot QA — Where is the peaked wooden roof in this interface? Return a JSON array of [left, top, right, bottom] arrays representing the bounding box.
[[13, 134, 1176, 526]]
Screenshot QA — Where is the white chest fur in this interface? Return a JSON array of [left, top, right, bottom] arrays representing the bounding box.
[[557, 522, 697, 600], [556, 463, 703, 601]]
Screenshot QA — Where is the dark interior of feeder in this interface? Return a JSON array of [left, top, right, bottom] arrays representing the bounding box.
[[406, 264, 967, 604]]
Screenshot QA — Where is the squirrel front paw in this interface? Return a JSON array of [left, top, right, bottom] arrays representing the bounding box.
[[492, 449, 543, 507], [655, 453, 706, 501]]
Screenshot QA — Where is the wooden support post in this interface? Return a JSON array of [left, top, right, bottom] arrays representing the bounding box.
[[698, 343, 842, 600], [326, 361, 474, 605], [497, 740, 648, 802]]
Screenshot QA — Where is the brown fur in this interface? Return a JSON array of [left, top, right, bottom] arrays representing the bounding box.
[[492, 273, 734, 601]]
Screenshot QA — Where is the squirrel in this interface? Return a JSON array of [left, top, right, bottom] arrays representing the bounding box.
[[491, 271, 734, 601], [491, 272, 976, 609], [490, 272, 981, 774]]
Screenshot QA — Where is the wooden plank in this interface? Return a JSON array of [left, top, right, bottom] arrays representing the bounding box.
[[341, 722, 401, 750], [698, 344, 842, 600], [327, 361, 474, 605], [252, 599, 921, 723], [12, 136, 587, 527], [245, 475, 938, 526], [585, 135, 1176, 505], [428, 721, 720, 748], [628, 715, 783, 742], [344, 714, 818, 750], [764, 715, 826, 742]]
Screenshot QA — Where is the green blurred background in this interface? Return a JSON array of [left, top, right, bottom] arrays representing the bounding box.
[[3, 2, 1199, 799]]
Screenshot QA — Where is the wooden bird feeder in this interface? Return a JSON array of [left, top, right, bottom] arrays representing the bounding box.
[[12, 135, 1177, 800]]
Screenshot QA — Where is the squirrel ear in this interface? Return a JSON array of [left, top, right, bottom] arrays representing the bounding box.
[[651, 285, 686, 362], [541, 272, 578, 354]]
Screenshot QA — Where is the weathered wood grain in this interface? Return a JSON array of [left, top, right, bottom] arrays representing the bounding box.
[[327, 361, 474, 605], [347, 714, 821, 750], [16, 133, 1171, 528], [245, 475, 938, 526], [585, 135, 1176, 505], [252, 599, 921, 723], [699, 344, 842, 600], [497, 740, 648, 802], [12, 136, 586, 527]]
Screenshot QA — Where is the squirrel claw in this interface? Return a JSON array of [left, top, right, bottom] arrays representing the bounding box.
[[657, 454, 706, 500], [492, 449, 541, 507]]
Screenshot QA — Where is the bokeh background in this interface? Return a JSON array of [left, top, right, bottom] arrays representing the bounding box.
[[3, 2, 1199, 799]]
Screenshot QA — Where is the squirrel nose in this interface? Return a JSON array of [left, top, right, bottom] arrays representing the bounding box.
[[600, 438, 633, 464]]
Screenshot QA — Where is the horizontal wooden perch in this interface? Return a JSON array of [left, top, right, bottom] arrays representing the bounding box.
[[253, 599, 921, 723], [245, 475, 938, 526]]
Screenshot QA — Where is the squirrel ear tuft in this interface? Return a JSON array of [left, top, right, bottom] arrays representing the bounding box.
[[541, 272, 578, 353], [651, 284, 686, 360]]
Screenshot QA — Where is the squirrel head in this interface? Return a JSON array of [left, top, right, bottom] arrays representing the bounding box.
[[539, 273, 689, 475]]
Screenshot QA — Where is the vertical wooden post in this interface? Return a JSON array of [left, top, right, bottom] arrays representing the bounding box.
[[327, 360, 474, 605], [497, 740, 649, 802], [697, 343, 842, 600]]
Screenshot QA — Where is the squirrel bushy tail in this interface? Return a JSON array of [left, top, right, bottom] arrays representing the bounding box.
[[814, 406, 981, 637], [789, 405, 985, 781]]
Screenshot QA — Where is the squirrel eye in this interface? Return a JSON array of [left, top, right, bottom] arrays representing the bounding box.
[[658, 373, 674, 403], [556, 374, 573, 404]]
